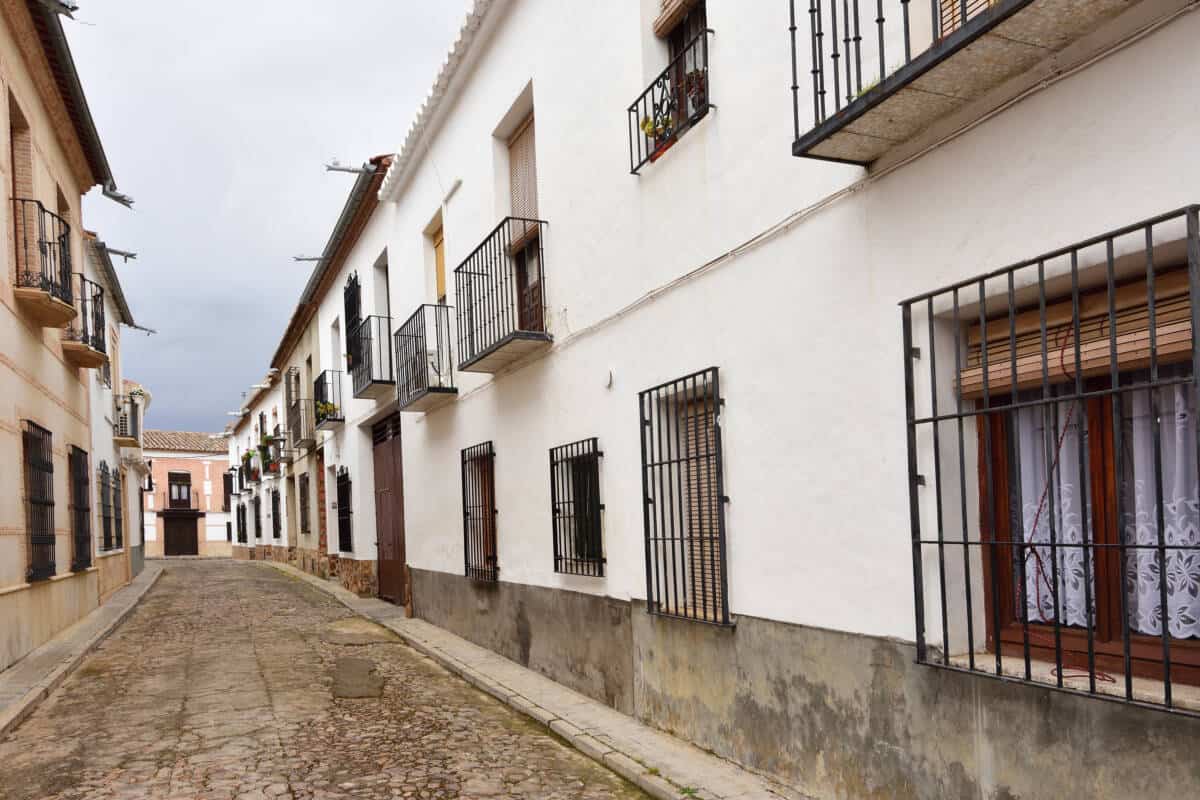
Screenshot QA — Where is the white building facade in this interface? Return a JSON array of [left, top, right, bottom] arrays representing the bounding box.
[[227, 1, 1200, 796]]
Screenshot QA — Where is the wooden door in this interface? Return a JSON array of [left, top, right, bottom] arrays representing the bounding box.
[[164, 517, 198, 556], [373, 415, 408, 605]]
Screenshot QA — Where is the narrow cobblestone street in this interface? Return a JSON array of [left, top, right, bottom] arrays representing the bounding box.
[[0, 561, 649, 800]]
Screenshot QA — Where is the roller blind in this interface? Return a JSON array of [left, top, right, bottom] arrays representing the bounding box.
[[959, 270, 1192, 398], [508, 116, 537, 221]]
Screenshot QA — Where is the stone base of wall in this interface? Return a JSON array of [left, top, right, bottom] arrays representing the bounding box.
[[410, 568, 634, 713], [337, 558, 377, 597], [0, 569, 98, 672], [269, 545, 289, 563], [231, 545, 253, 560], [198, 539, 232, 558], [293, 547, 329, 579], [96, 550, 130, 603]]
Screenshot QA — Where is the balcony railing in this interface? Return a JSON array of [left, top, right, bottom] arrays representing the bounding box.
[[314, 370, 345, 430], [789, 0, 1135, 165], [395, 304, 457, 412], [900, 205, 1200, 715], [288, 398, 316, 449], [454, 217, 551, 373], [628, 28, 712, 174], [160, 488, 203, 513], [349, 315, 395, 400], [113, 394, 141, 447], [62, 274, 107, 367], [13, 198, 74, 325]]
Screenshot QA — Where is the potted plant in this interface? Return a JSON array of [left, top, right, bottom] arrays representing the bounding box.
[[316, 400, 340, 423], [684, 69, 706, 110], [641, 113, 677, 162]]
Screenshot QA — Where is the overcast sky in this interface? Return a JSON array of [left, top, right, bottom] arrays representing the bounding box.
[[66, 2, 466, 433]]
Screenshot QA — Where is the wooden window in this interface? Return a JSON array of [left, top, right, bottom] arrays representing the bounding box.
[[253, 495, 262, 541], [22, 422, 55, 581], [653, 0, 704, 39], [222, 472, 233, 512], [336, 467, 353, 553], [462, 442, 498, 582], [98, 462, 113, 551], [113, 470, 123, 549], [168, 471, 191, 509], [69, 446, 91, 571], [508, 116, 538, 221], [271, 488, 281, 539], [972, 271, 1200, 685], [433, 226, 447, 305]]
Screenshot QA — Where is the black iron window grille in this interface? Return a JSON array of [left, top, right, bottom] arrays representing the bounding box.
[[271, 488, 281, 539], [336, 467, 353, 553], [253, 495, 262, 541], [237, 503, 247, 543], [223, 471, 233, 511], [64, 274, 106, 353], [344, 271, 362, 363], [461, 442, 498, 582], [454, 217, 550, 371], [901, 205, 1200, 715], [113, 471, 123, 549], [550, 438, 605, 577], [639, 367, 730, 625], [314, 370, 344, 429], [13, 198, 72, 305], [226, 521, 232, 542], [69, 446, 91, 571], [299, 473, 310, 534], [98, 461, 113, 552], [395, 304, 456, 409], [628, 10, 711, 174], [349, 315, 396, 396], [22, 421, 56, 581]]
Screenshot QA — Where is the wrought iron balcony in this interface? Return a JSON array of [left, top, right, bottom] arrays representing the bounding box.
[[13, 198, 75, 326], [790, 0, 1137, 165], [113, 394, 141, 448], [314, 370, 345, 430], [349, 315, 395, 400], [62, 274, 107, 368], [159, 488, 203, 514], [628, 28, 712, 174], [395, 304, 457, 413], [288, 398, 315, 449], [454, 217, 551, 373]]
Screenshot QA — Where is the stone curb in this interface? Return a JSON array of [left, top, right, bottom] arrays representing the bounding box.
[[262, 561, 797, 800], [0, 564, 164, 740]]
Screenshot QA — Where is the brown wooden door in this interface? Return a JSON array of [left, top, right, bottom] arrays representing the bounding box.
[[373, 414, 407, 605], [164, 517, 198, 556]]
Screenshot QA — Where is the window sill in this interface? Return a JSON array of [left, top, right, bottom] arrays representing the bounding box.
[[97, 548, 126, 558], [945, 651, 1200, 713]]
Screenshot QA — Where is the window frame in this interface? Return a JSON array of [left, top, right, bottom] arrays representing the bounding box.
[[461, 442, 498, 582], [68, 446, 92, 572], [549, 437, 605, 577], [22, 421, 56, 581]]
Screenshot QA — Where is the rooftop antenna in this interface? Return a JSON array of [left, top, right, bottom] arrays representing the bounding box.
[[105, 247, 137, 263], [325, 158, 373, 176], [293, 256, 323, 263]]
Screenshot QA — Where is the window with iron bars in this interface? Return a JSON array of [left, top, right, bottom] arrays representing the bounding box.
[[22, 421, 55, 581], [549, 438, 604, 577], [901, 205, 1200, 715], [299, 473, 310, 534], [113, 471, 123, 550], [253, 495, 262, 541], [237, 503, 247, 543], [98, 461, 113, 552], [69, 446, 91, 572], [639, 367, 730, 625], [461, 442, 498, 582], [336, 467, 353, 553], [271, 488, 281, 539]]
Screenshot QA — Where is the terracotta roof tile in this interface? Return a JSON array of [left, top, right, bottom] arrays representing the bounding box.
[[142, 430, 227, 454]]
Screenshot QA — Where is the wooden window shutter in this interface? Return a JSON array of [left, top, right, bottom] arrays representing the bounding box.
[[508, 116, 537, 220], [683, 399, 723, 622], [958, 270, 1192, 398], [433, 227, 446, 303]]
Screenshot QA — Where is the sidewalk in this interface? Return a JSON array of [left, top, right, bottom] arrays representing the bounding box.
[[265, 561, 809, 800], [0, 563, 163, 739]]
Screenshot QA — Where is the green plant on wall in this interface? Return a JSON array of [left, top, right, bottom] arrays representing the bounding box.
[[316, 400, 340, 421]]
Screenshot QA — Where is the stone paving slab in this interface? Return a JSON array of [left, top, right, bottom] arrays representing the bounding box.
[[0, 564, 163, 740], [264, 562, 810, 800]]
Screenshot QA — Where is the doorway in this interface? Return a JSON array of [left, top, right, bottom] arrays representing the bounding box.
[[164, 517, 198, 556], [372, 413, 407, 606]]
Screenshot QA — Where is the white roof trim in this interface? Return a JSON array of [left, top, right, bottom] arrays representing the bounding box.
[[378, 0, 500, 203]]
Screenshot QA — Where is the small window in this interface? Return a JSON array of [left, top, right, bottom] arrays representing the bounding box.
[[253, 495, 262, 540], [69, 446, 91, 571], [550, 438, 604, 577], [461, 442, 498, 582], [113, 470, 123, 549], [271, 488, 281, 539], [336, 467, 353, 552], [22, 421, 56, 580], [639, 367, 729, 624], [344, 272, 363, 368]]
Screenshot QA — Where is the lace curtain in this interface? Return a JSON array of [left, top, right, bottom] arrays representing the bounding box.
[[1012, 383, 1200, 640]]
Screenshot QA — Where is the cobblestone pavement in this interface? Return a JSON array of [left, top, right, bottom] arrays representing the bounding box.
[[0, 561, 649, 800]]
